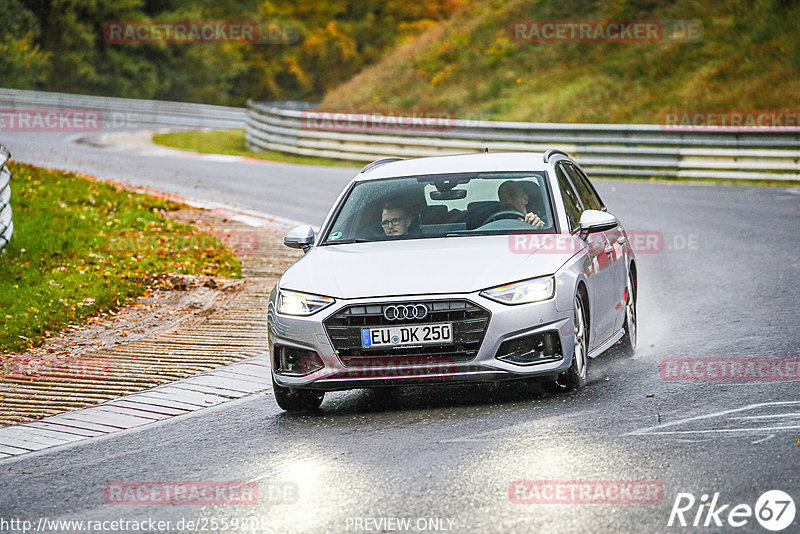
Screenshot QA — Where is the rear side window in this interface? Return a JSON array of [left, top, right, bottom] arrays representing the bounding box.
[[556, 165, 582, 231], [565, 163, 604, 211]]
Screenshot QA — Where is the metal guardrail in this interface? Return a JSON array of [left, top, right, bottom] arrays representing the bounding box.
[[246, 101, 800, 181], [0, 144, 12, 250], [0, 88, 246, 129], [0, 89, 249, 251]]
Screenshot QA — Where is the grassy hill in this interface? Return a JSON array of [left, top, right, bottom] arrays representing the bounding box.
[[321, 0, 800, 123]]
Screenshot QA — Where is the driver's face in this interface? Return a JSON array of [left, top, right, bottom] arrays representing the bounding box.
[[381, 209, 411, 236], [502, 192, 528, 213]]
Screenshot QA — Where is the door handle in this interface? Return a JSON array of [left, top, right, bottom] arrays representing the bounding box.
[[618, 236, 627, 245], [604, 246, 614, 256]]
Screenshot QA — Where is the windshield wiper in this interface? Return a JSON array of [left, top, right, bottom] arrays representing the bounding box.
[[324, 238, 370, 245], [445, 230, 544, 237], [444, 232, 474, 237]]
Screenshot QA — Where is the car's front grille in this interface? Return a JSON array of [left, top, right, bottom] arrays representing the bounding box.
[[323, 300, 491, 368]]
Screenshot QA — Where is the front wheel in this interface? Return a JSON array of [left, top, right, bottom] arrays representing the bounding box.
[[619, 271, 637, 350], [553, 295, 588, 391], [272, 377, 324, 411]]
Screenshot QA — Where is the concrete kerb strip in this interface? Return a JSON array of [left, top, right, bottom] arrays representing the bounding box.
[[0, 353, 273, 461], [0, 175, 310, 459]]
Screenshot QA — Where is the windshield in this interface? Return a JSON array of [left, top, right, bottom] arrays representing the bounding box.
[[322, 171, 555, 244]]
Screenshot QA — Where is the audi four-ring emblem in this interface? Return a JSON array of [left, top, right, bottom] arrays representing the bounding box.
[[383, 304, 428, 321]]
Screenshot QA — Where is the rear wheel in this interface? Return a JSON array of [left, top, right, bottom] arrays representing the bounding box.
[[272, 377, 324, 411], [553, 295, 588, 390], [620, 271, 637, 350]]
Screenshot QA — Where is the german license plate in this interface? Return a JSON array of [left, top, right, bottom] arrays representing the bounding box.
[[361, 323, 453, 348]]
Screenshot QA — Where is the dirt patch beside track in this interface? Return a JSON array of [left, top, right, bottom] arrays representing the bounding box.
[[0, 207, 301, 426]]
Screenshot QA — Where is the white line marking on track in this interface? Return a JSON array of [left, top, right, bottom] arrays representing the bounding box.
[[625, 400, 800, 436], [729, 413, 800, 420]]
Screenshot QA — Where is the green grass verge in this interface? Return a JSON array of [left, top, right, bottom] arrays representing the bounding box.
[[152, 129, 365, 167], [0, 163, 241, 353]]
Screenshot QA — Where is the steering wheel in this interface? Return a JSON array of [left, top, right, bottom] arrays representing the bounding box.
[[480, 210, 526, 226]]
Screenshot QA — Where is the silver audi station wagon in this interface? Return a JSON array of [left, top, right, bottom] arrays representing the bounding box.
[[268, 151, 637, 410]]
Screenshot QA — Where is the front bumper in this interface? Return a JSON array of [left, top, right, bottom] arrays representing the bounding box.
[[268, 290, 574, 391]]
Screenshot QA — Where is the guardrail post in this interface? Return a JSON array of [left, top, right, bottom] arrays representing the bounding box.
[[0, 144, 12, 251]]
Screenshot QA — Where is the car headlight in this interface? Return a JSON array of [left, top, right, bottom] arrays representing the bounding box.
[[277, 289, 335, 316], [480, 276, 555, 305]]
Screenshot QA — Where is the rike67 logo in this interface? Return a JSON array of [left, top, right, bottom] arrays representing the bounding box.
[[668, 490, 796, 531]]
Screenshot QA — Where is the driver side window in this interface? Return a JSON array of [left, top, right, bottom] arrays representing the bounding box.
[[565, 163, 604, 212], [556, 165, 583, 231]]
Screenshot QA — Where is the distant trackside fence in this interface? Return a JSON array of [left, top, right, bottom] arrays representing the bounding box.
[[0, 89, 249, 251], [246, 101, 800, 181], [1, 90, 796, 182], [0, 88, 246, 130], [0, 144, 12, 251]]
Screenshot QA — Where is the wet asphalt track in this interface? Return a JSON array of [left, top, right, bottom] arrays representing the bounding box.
[[1, 129, 799, 533]]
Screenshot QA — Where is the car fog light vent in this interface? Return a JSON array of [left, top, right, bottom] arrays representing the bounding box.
[[496, 331, 562, 365], [275, 346, 324, 376]]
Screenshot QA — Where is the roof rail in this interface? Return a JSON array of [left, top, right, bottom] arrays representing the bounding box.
[[360, 157, 404, 174], [543, 149, 569, 163]]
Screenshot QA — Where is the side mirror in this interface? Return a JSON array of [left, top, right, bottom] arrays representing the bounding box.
[[284, 225, 315, 252], [578, 210, 617, 239]]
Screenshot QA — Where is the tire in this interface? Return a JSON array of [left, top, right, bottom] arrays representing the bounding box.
[[620, 270, 637, 351], [272, 376, 324, 411], [554, 294, 589, 391]]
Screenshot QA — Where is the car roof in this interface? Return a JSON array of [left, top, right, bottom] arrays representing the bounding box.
[[355, 152, 562, 182]]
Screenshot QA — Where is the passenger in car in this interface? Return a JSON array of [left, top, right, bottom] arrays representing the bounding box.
[[498, 180, 546, 228]]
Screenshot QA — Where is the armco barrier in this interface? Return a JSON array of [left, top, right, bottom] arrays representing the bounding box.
[[0, 144, 12, 250], [0, 88, 246, 130], [0, 88, 249, 251], [246, 101, 800, 181]]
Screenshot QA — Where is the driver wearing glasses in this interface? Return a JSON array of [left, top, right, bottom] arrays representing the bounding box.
[[380, 200, 416, 237]]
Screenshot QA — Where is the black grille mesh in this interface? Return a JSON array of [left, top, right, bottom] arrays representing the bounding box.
[[323, 300, 490, 367]]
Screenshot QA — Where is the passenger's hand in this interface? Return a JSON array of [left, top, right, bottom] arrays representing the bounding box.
[[524, 212, 545, 228]]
